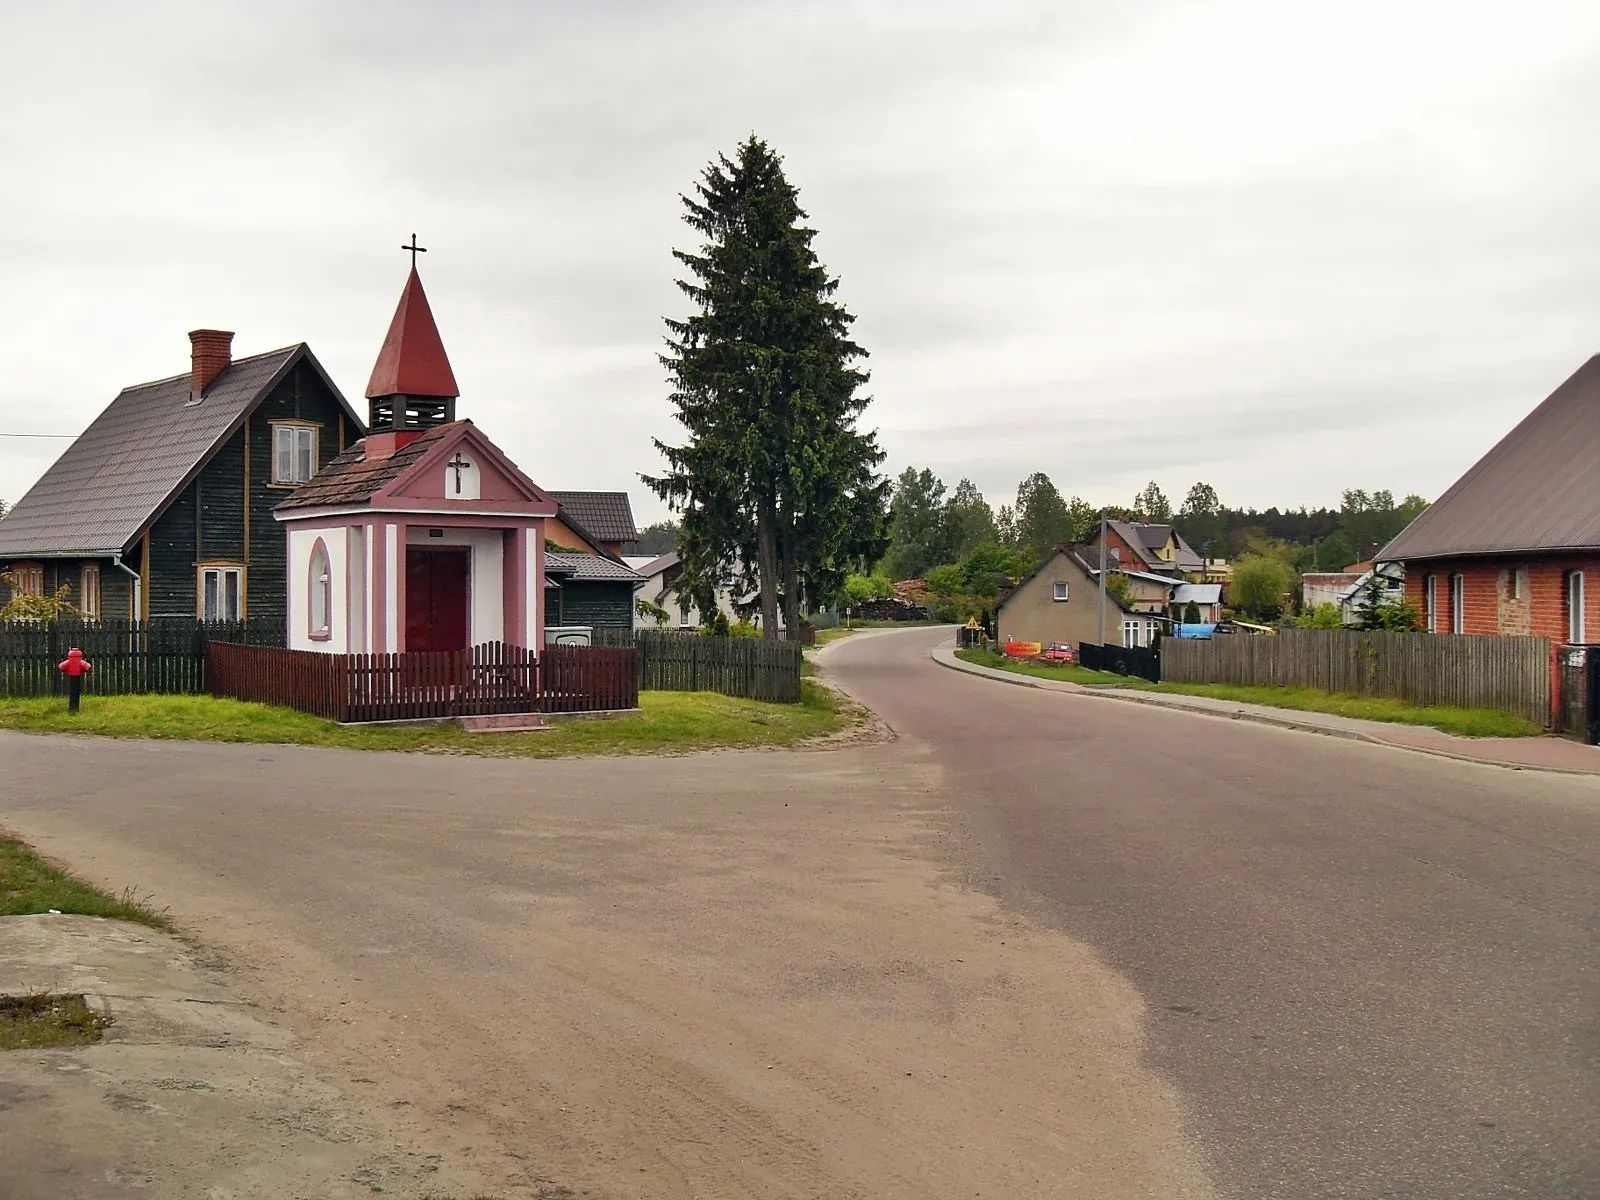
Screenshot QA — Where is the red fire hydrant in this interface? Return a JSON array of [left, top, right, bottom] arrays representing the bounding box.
[[58, 647, 92, 714]]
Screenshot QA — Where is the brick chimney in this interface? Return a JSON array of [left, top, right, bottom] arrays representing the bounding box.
[[188, 329, 234, 395]]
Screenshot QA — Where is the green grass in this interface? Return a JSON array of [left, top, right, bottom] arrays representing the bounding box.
[[955, 649, 1541, 738], [1139, 682, 1543, 738], [0, 685, 850, 758], [955, 647, 1140, 687], [812, 627, 859, 647], [0, 993, 107, 1050], [0, 835, 168, 927]]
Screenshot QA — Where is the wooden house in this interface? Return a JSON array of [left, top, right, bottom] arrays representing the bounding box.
[[0, 333, 360, 622]]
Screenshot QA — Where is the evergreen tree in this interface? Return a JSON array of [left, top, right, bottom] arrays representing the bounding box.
[[943, 478, 999, 559], [646, 136, 887, 637], [1134, 481, 1172, 523], [882, 467, 950, 580], [1014, 472, 1074, 561]]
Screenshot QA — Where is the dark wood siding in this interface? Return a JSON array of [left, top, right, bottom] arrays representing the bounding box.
[[248, 360, 349, 621], [148, 473, 201, 617], [0, 556, 131, 618], [139, 357, 354, 622], [553, 581, 634, 629]]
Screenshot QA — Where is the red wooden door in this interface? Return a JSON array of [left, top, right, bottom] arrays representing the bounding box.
[[405, 547, 470, 652]]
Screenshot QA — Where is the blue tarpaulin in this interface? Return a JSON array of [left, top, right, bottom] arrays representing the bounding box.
[[1175, 623, 1216, 639]]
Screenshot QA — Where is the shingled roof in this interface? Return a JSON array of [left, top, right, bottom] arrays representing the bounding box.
[[1380, 354, 1600, 562], [0, 345, 355, 558], [273, 421, 461, 511], [544, 552, 643, 582], [549, 491, 638, 544]]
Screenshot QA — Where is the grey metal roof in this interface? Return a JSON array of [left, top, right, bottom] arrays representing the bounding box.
[[1106, 520, 1201, 572], [544, 552, 643, 582], [1172, 582, 1222, 605], [549, 491, 639, 543], [1380, 354, 1600, 561], [0, 345, 355, 558]]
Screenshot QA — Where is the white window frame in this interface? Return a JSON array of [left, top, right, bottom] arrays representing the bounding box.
[[80, 564, 100, 620], [1052, 581, 1069, 602], [1425, 574, 1438, 633], [198, 564, 244, 622], [271, 422, 320, 486], [1568, 571, 1586, 644], [678, 597, 694, 628], [308, 539, 332, 640], [1450, 573, 1465, 634], [1122, 619, 1141, 649]]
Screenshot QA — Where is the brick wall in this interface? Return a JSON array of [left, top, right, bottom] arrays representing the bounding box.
[[1404, 553, 1600, 722]]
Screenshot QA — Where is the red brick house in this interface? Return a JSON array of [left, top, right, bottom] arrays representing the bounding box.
[[1379, 354, 1599, 716]]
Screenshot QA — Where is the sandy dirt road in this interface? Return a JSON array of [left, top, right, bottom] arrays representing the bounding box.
[[0, 635, 1217, 1199]]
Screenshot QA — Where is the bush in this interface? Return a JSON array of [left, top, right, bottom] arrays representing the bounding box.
[[729, 619, 761, 639], [1296, 602, 1344, 629], [1183, 600, 1203, 624]]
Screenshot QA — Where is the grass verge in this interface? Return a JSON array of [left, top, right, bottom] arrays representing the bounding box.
[[1138, 682, 1543, 738], [0, 993, 107, 1050], [1, 836, 168, 927], [0, 684, 850, 758], [955, 647, 1140, 687], [954, 648, 1541, 738]]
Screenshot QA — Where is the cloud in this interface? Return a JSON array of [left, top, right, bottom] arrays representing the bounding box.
[[2, 0, 1597, 527]]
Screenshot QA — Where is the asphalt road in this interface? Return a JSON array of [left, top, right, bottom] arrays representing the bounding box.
[[2, 625, 1597, 1199], [829, 628, 1600, 1200]]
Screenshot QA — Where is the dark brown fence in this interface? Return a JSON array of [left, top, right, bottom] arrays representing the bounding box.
[[633, 631, 803, 703], [1161, 629, 1552, 725], [0, 619, 284, 697], [205, 640, 639, 723]]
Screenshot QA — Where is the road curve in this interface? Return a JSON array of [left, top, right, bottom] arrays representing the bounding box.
[[823, 626, 1600, 1200]]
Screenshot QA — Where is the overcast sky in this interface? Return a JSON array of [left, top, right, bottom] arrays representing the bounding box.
[[3, 0, 1597, 527]]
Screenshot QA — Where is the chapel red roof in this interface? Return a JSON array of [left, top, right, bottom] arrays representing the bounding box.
[[364, 267, 460, 399]]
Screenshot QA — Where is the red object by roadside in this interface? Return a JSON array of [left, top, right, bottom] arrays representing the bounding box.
[[58, 648, 93, 677], [1042, 642, 1075, 664]]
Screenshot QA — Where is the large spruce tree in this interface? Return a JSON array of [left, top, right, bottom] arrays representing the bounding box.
[[645, 136, 888, 636]]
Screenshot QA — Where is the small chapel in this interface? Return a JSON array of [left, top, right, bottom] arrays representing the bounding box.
[[274, 262, 558, 653]]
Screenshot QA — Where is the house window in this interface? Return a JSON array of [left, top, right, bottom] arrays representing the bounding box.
[[1425, 574, 1438, 633], [199, 564, 244, 622], [1122, 619, 1141, 648], [1450, 573, 1465, 634], [272, 423, 319, 485], [10, 563, 43, 597], [1568, 571, 1586, 644], [1052, 581, 1069, 602], [1506, 568, 1524, 601], [80, 565, 100, 620], [678, 598, 693, 628], [308, 539, 332, 640]]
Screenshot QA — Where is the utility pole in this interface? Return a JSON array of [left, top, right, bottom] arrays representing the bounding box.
[[1097, 510, 1108, 646]]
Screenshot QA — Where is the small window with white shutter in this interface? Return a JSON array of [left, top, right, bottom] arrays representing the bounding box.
[[271, 422, 319, 485]]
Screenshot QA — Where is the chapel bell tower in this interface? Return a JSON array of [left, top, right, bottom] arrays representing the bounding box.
[[363, 235, 460, 457]]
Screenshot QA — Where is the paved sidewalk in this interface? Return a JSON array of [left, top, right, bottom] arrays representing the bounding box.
[[933, 643, 1600, 776]]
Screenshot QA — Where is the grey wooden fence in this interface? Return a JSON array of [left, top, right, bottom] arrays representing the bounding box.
[[596, 630, 803, 703], [1161, 630, 1552, 725]]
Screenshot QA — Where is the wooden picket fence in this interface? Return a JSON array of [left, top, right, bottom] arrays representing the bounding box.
[[0, 619, 284, 697], [1160, 629, 1552, 725], [634, 631, 802, 703], [205, 640, 639, 723]]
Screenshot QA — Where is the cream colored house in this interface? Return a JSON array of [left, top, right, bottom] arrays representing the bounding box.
[[997, 547, 1159, 649]]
